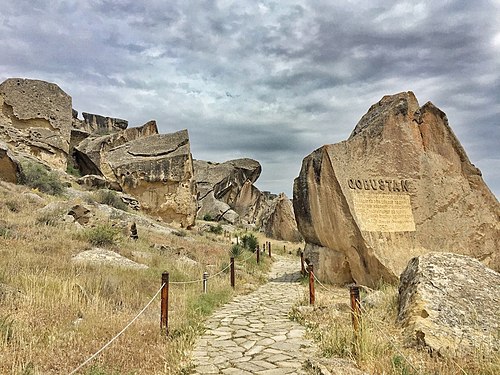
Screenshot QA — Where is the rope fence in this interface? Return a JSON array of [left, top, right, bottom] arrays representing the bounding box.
[[68, 245, 268, 374]]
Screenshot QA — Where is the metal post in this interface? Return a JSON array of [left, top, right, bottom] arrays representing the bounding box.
[[203, 272, 208, 293], [256, 245, 260, 264], [300, 251, 305, 275], [160, 272, 169, 335], [308, 264, 315, 305], [230, 257, 235, 288]]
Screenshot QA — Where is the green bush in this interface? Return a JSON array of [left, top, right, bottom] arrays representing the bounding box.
[[83, 224, 119, 247], [208, 224, 223, 235], [230, 244, 243, 257], [19, 161, 65, 195], [202, 213, 213, 221], [94, 190, 128, 211], [241, 233, 258, 251], [66, 164, 81, 177]]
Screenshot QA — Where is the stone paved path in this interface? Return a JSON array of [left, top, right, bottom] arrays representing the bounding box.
[[190, 255, 316, 374]]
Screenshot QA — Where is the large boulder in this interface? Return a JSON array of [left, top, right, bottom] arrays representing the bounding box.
[[398, 253, 500, 356], [72, 111, 128, 135], [293, 92, 499, 287], [0, 78, 73, 169], [106, 129, 196, 227], [194, 158, 262, 222], [74, 120, 158, 177], [262, 193, 302, 242]]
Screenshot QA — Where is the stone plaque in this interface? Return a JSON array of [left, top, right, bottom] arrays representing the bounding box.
[[352, 192, 416, 232]]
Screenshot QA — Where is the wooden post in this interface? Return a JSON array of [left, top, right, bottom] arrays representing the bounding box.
[[160, 272, 169, 335], [230, 257, 235, 288], [308, 264, 315, 305], [203, 272, 208, 294], [300, 251, 305, 275], [268, 242, 271, 257], [256, 245, 260, 264], [350, 285, 361, 352]]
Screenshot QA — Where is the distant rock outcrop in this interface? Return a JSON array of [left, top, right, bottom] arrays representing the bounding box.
[[293, 92, 499, 287], [72, 110, 128, 135], [398, 253, 500, 356], [0, 78, 72, 170], [194, 158, 262, 223], [262, 193, 302, 242]]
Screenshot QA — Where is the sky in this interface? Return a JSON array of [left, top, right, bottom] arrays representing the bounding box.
[[1, 0, 498, 198]]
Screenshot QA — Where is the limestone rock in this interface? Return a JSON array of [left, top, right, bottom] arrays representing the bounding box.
[[0, 142, 21, 183], [0, 78, 72, 169], [72, 248, 148, 270], [68, 204, 91, 225], [293, 92, 500, 287], [194, 158, 262, 223], [398, 252, 500, 356], [81, 112, 128, 134], [106, 129, 197, 227], [262, 193, 302, 242], [74, 120, 158, 177], [77, 174, 122, 191]]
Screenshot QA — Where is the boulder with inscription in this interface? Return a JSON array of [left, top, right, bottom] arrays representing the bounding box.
[[398, 252, 500, 356], [262, 193, 302, 242], [293, 92, 500, 287], [0, 78, 73, 170]]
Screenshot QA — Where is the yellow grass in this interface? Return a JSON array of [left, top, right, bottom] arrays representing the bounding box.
[[0, 183, 275, 374]]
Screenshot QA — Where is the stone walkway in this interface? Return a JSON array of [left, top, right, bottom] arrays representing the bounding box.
[[189, 255, 316, 374]]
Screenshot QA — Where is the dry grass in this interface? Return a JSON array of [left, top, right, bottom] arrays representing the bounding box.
[[293, 282, 500, 375], [0, 182, 273, 374]]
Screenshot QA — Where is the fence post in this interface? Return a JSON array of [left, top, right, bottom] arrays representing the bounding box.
[[308, 264, 315, 305], [268, 242, 271, 257], [230, 257, 235, 288], [203, 272, 208, 294], [160, 272, 169, 335], [350, 285, 361, 352], [256, 245, 260, 264], [300, 251, 305, 275]]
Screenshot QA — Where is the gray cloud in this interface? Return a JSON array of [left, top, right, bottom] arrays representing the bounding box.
[[0, 0, 498, 197]]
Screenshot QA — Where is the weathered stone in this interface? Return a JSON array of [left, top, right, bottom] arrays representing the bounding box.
[[74, 120, 158, 177], [293, 92, 500, 287], [72, 248, 148, 270], [398, 252, 500, 356], [0, 78, 72, 170], [81, 112, 128, 134], [68, 204, 91, 225], [197, 191, 239, 224], [262, 193, 302, 242], [106, 129, 197, 227], [77, 175, 122, 191], [0, 141, 21, 183]]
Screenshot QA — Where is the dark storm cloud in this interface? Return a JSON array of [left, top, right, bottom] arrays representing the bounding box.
[[0, 0, 498, 197]]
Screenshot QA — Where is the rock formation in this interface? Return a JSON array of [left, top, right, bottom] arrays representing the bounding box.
[[194, 158, 262, 223], [72, 110, 128, 135], [262, 193, 302, 242], [76, 126, 196, 227], [398, 252, 499, 356], [293, 92, 499, 287], [0, 78, 73, 170], [0, 142, 21, 183]]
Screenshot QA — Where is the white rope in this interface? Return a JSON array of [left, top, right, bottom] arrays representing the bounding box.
[[68, 283, 165, 375]]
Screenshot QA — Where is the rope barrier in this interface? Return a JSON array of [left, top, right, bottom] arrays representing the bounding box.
[[68, 283, 165, 375]]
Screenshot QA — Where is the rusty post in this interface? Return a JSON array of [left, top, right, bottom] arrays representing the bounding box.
[[350, 285, 361, 351], [268, 242, 271, 257], [256, 245, 260, 264], [230, 257, 235, 288], [308, 264, 315, 305], [203, 272, 208, 294], [300, 251, 305, 275], [160, 272, 169, 335]]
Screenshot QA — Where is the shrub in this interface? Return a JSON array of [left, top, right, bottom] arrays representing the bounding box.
[[208, 224, 223, 235], [83, 224, 119, 247], [241, 233, 258, 251], [19, 161, 65, 195], [202, 213, 213, 221], [230, 244, 243, 257], [66, 164, 81, 177], [94, 190, 128, 211]]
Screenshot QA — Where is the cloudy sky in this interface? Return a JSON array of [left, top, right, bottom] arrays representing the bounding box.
[[1, 0, 499, 198]]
